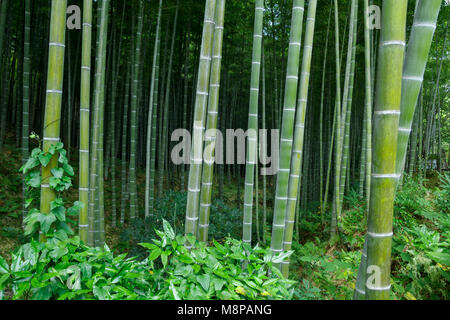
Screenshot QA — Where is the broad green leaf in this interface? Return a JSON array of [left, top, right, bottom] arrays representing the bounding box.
[[196, 274, 211, 292], [0, 257, 9, 274], [51, 167, 64, 179], [38, 152, 52, 167], [38, 213, 57, 234]]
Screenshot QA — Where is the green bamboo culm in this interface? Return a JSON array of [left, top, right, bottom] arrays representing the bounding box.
[[395, 0, 442, 182], [22, 0, 31, 223], [330, 0, 341, 238], [159, 0, 180, 198], [197, 0, 226, 242], [270, 0, 304, 264], [88, 0, 109, 247], [365, 0, 407, 300], [40, 0, 68, 243], [129, 0, 144, 220], [242, 0, 263, 246], [281, 0, 317, 278], [185, 0, 217, 246], [79, 0, 92, 244], [339, 0, 358, 213], [353, 0, 373, 300], [145, 0, 162, 218], [0, 0, 7, 152]]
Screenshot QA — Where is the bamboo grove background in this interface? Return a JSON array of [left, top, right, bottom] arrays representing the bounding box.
[[0, 0, 448, 298]]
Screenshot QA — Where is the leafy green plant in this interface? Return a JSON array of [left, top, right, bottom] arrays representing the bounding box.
[[0, 219, 297, 300], [19, 141, 83, 240], [119, 193, 247, 260]]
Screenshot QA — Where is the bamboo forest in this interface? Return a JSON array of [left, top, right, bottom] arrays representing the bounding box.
[[0, 0, 448, 303]]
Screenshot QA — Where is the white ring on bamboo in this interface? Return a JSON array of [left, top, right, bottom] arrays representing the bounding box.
[[249, 113, 258, 117], [366, 284, 391, 291], [374, 110, 400, 115], [372, 173, 400, 179], [290, 42, 301, 46], [79, 225, 89, 228], [188, 188, 200, 192], [44, 137, 60, 141], [198, 224, 209, 228], [399, 127, 411, 133], [381, 40, 405, 47], [80, 108, 89, 112], [186, 216, 199, 221], [275, 196, 288, 200], [281, 138, 293, 143], [197, 91, 209, 96], [413, 22, 436, 29], [80, 149, 89, 153], [41, 184, 50, 188], [82, 66, 91, 71], [83, 22, 92, 28], [367, 231, 393, 238], [47, 89, 62, 94], [49, 42, 65, 48], [290, 174, 300, 178], [287, 75, 298, 80], [293, 6, 304, 11], [250, 87, 259, 91], [79, 187, 89, 191], [273, 223, 285, 228], [200, 203, 211, 207], [403, 75, 422, 82]]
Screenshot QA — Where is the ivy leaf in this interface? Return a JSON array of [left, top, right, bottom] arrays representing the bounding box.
[[67, 202, 83, 216], [58, 149, 68, 164], [63, 163, 74, 176], [31, 148, 41, 158], [51, 167, 64, 179], [27, 171, 41, 188], [38, 213, 57, 234], [52, 205, 66, 222], [21, 157, 40, 173], [49, 177, 60, 189], [38, 153, 52, 167], [55, 142, 64, 151]]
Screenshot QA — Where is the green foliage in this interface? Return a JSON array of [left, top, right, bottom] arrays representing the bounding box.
[[1, 150, 297, 300], [19, 143, 82, 240], [119, 192, 246, 260], [433, 172, 450, 215], [0, 219, 297, 300]]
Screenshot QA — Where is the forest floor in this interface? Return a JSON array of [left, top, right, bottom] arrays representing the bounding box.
[[1, 137, 449, 300]]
